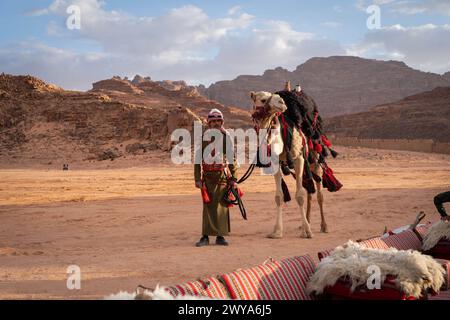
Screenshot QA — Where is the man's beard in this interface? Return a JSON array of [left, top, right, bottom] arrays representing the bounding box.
[[209, 123, 222, 130]]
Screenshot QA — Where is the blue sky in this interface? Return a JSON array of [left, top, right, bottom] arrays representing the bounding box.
[[0, 0, 449, 90]]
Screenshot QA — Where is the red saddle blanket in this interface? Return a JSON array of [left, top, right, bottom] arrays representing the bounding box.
[[424, 239, 450, 260], [322, 276, 425, 300]]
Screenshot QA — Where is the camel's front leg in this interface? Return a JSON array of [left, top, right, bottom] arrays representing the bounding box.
[[268, 169, 284, 239], [295, 157, 313, 238], [306, 192, 312, 224], [316, 181, 328, 233]]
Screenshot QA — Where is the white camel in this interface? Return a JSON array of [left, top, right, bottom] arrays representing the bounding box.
[[250, 91, 315, 239]]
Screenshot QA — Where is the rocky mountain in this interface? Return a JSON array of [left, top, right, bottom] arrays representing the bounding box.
[[325, 86, 450, 142], [203, 56, 450, 117], [0, 74, 251, 164], [444, 72, 450, 82]]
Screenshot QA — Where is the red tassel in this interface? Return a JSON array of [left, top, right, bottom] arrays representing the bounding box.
[[201, 183, 211, 204], [321, 135, 332, 148], [314, 143, 323, 153], [308, 139, 313, 150]]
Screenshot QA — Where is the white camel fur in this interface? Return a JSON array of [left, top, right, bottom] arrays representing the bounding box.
[[307, 240, 445, 298], [105, 285, 214, 300], [422, 220, 450, 251], [250, 91, 317, 239]]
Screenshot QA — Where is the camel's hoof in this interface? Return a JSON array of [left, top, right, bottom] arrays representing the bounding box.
[[321, 224, 329, 233], [300, 229, 313, 239], [267, 232, 283, 239]]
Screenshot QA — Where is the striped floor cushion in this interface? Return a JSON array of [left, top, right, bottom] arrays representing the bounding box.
[[318, 249, 334, 261], [359, 237, 390, 250], [382, 230, 422, 251], [415, 222, 434, 239], [220, 255, 317, 300], [165, 277, 230, 299]]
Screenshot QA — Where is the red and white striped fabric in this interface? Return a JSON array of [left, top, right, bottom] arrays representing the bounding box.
[[318, 249, 334, 261], [165, 277, 230, 299], [359, 237, 390, 250], [220, 255, 317, 300], [382, 230, 422, 251], [415, 222, 434, 239]]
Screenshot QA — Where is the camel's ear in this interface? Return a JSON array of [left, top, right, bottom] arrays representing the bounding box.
[[250, 91, 256, 101]]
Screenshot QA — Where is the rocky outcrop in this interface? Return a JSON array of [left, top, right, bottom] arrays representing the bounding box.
[[92, 77, 144, 95], [0, 73, 62, 94], [443, 72, 450, 82], [0, 74, 252, 164], [0, 75, 211, 163], [203, 56, 450, 116], [131, 74, 152, 86], [325, 86, 450, 142]]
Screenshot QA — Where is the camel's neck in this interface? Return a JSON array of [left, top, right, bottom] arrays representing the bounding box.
[[259, 113, 278, 131]]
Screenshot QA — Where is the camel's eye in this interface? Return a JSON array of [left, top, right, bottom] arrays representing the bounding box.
[[261, 99, 267, 103]]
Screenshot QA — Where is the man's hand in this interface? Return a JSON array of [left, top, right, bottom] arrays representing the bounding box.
[[195, 181, 203, 189]]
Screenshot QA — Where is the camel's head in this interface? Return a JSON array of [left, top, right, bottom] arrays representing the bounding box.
[[250, 91, 287, 115]]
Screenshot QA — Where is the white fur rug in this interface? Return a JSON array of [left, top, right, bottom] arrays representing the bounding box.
[[422, 220, 450, 251], [307, 241, 445, 298], [105, 285, 213, 300]]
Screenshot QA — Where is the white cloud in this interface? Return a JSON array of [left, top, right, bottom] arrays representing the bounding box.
[[228, 6, 242, 15], [0, 0, 345, 90], [355, 0, 450, 16], [6, 0, 448, 92], [348, 23, 450, 73]]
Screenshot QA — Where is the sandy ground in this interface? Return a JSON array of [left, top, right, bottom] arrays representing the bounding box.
[[0, 146, 449, 299]]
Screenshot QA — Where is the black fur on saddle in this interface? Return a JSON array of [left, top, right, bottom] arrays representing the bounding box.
[[275, 90, 315, 138]]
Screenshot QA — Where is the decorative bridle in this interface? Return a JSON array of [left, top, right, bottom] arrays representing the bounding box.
[[236, 94, 279, 185], [251, 94, 281, 134]]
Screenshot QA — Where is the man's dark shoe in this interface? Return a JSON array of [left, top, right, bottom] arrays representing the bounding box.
[[216, 236, 229, 246], [196, 236, 209, 247]]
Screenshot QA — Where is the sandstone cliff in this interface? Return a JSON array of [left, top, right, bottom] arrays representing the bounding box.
[[0, 74, 250, 164], [204, 56, 450, 116], [325, 86, 450, 142]]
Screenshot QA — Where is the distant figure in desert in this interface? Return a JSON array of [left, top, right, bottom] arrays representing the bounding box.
[[434, 190, 450, 221], [194, 109, 238, 247]]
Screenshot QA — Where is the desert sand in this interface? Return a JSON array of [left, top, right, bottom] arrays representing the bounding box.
[[0, 146, 449, 299]]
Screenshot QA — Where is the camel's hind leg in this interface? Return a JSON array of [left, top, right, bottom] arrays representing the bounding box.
[[306, 192, 312, 224], [295, 156, 313, 238], [316, 180, 328, 233], [268, 169, 284, 239]]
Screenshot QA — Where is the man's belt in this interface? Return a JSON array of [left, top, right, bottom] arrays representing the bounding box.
[[202, 163, 225, 172]]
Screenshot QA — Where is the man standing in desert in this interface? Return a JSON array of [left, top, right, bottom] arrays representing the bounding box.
[[194, 109, 238, 247]]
